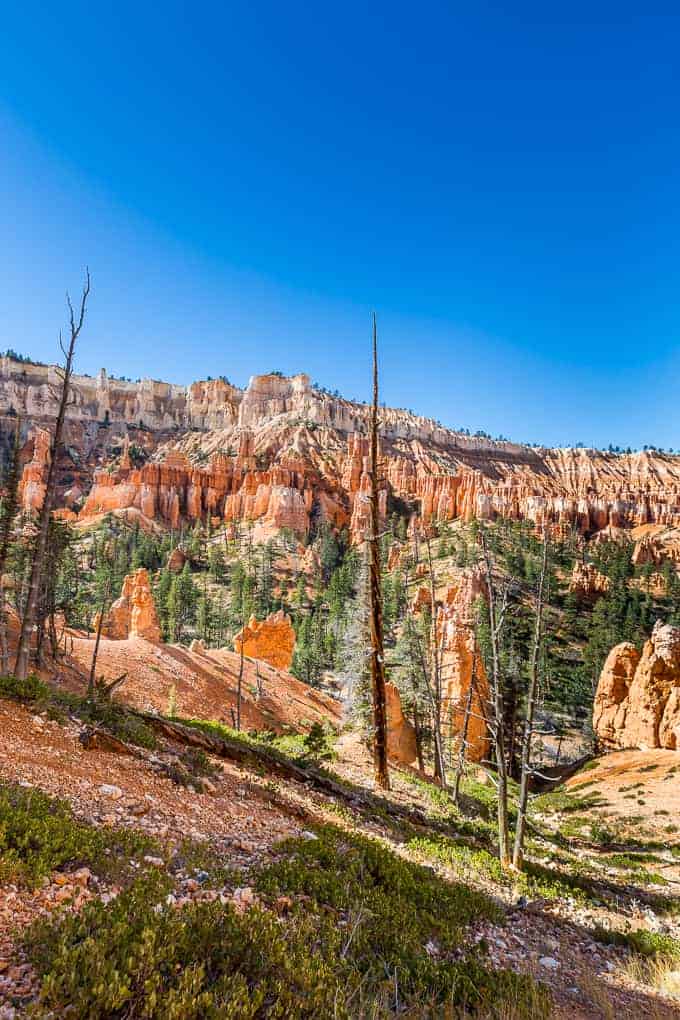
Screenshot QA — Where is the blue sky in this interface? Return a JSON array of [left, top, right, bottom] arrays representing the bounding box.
[[1, 3, 678, 448]]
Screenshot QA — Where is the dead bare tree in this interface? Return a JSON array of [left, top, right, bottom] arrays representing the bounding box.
[[15, 270, 90, 681], [236, 609, 245, 731], [88, 579, 111, 700], [368, 312, 389, 790], [512, 532, 550, 870], [0, 419, 22, 673], [480, 529, 511, 868]]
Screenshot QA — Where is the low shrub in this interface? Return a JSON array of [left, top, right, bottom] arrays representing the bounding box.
[[0, 782, 159, 887], [0, 672, 50, 704], [590, 925, 680, 963], [25, 824, 551, 1019], [0, 673, 156, 749], [74, 697, 157, 749]]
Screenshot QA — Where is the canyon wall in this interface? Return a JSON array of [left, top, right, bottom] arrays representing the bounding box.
[[4, 356, 680, 542]]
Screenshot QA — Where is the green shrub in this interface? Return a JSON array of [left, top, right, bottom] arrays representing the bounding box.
[[590, 926, 680, 963], [25, 824, 550, 1019], [0, 672, 156, 750], [51, 691, 157, 749], [0, 672, 49, 703], [0, 782, 158, 887], [79, 698, 157, 749]]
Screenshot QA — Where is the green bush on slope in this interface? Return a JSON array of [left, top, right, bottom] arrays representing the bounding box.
[[0, 782, 158, 887], [23, 823, 551, 1019]]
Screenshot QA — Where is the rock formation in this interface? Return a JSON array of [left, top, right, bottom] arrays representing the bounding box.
[[568, 562, 610, 600], [632, 525, 680, 568], [593, 621, 680, 751], [437, 568, 491, 763], [7, 355, 680, 545], [18, 427, 50, 513], [384, 681, 417, 765], [99, 568, 161, 643], [233, 610, 296, 671], [167, 547, 187, 574]]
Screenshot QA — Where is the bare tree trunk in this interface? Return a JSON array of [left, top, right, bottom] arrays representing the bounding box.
[[512, 534, 549, 870], [88, 581, 110, 700], [369, 313, 389, 790], [0, 419, 22, 674], [411, 696, 424, 771], [236, 612, 245, 731], [425, 533, 447, 786], [481, 530, 511, 868], [15, 271, 90, 681]]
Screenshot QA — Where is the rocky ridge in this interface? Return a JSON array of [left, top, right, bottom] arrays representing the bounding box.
[[5, 356, 680, 542]]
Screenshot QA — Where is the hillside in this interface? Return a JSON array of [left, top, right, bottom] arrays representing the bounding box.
[[1, 352, 680, 1018]]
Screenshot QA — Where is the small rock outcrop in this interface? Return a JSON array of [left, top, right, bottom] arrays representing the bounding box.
[[593, 621, 680, 751], [100, 568, 161, 642], [167, 547, 187, 574], [568, 562, 610, 600], [233, 610, 296, 671], [385, 681, 417, 765]]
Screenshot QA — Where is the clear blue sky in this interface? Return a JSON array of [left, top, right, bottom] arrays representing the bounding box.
[[1, 3, 678, 449]]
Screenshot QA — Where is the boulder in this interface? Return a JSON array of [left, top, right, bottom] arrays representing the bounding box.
[[593, 621, 680, 751], [233, 610, 296, 671]]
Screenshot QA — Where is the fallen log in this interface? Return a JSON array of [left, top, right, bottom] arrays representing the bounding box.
[[138, 714, 471, 840], [528, 753, 594, 792], [79, 726, 145, 757]]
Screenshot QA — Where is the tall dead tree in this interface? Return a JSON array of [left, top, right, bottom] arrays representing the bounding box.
[[236, 611, 245, 731], [368, 313, 389, 790], [88, 577, 111, 700], [0, 419, 22, 673], [480, 529, 511, 868], [512, 532, 550, 870], [15, 270, 90, 682]]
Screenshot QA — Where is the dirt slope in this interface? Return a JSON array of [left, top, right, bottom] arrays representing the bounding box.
[[68, 634, 343, 732]]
